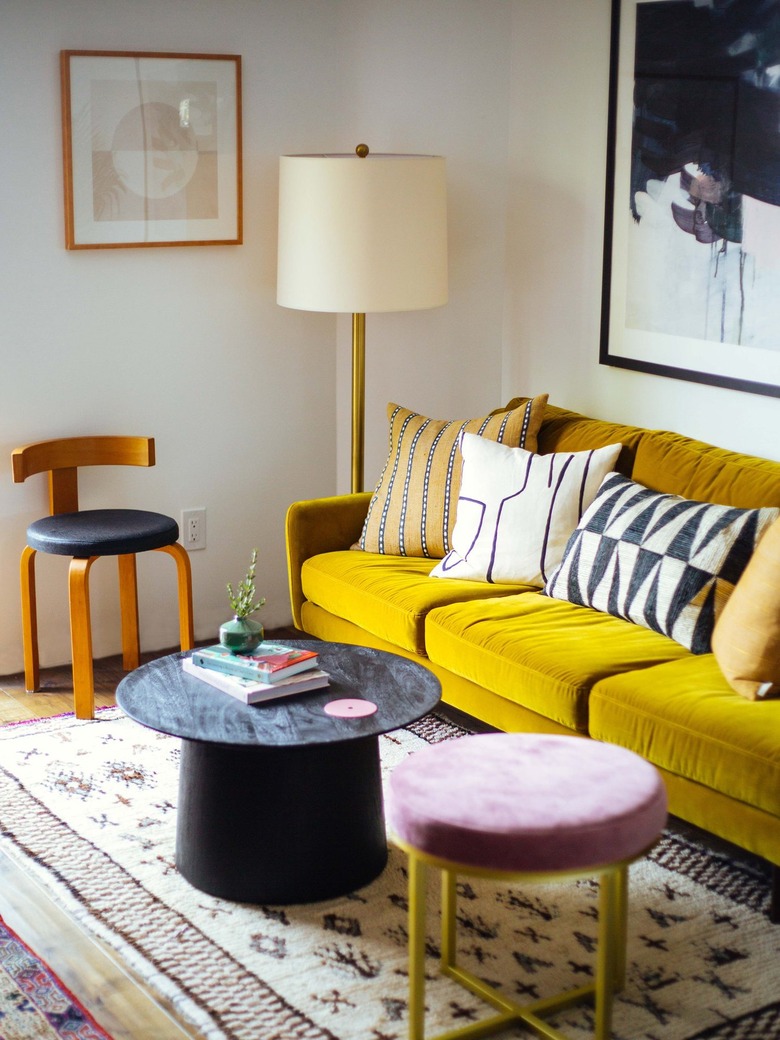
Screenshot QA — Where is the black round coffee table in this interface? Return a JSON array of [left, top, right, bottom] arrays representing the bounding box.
[[116, 640, 441, 904]]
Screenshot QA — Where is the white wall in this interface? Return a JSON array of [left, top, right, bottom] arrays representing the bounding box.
[[331, 2, 512, 489], [0, 0, 513, 672], [2, 0, 777, 676], [504, 0, 780, 456]]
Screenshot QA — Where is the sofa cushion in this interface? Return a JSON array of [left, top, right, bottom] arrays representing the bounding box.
[[425, 592, 688, 733], [430, 434, 621, 586], [590, 655, 780, 818], [545, 472, 779, 654], [301, 551, 524, 655], [356, 395, 548, 559], [712, 517, 780, 700]]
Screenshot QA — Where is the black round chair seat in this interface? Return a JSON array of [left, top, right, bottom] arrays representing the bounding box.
[[27, 509, 179, 558]]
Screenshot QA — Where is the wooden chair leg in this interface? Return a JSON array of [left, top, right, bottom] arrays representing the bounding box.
[[19, 545, 39, 693], [118, 553, 140, 671], [156, 543, 194, 651], [68, 557, 97, 720]]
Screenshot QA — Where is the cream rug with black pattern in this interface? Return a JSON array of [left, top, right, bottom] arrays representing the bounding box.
[[0, 707, 777, 1040]]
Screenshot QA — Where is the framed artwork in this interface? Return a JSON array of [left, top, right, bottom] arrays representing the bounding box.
[[60, 50, 242, 249], [600, 0, 780, 399]]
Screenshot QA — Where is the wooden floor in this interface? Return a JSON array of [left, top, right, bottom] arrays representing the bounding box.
[[0, 629, 300, 724], [0, 634, 293, 1040]]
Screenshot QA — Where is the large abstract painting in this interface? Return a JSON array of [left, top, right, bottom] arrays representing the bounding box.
[[601, 0, 780, 398], [61, 51, 242, 249]]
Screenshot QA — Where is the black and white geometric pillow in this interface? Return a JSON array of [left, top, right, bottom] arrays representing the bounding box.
[[544, 472, 780, 653]]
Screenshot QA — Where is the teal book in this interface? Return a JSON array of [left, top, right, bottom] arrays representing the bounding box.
[[191, 642, 319, 683]]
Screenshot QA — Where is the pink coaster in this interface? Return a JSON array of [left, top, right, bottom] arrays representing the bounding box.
[[324, 698, 378, 718]]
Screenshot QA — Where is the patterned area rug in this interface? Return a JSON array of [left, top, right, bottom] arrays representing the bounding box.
[[0, 914, 112, 1039], [0, 708, 777, 1040]]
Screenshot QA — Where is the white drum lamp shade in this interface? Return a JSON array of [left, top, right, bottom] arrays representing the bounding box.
[[277, 149, 448, 493], [277, 152, 448, 313]]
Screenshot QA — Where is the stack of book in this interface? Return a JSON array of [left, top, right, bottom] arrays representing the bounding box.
[[183, 642, 328, 705]]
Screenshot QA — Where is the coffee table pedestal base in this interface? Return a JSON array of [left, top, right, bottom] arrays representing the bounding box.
[[176, 734, 388, 904]]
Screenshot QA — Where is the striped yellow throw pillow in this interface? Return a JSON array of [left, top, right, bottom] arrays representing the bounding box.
[[357, 395, 548, 558]]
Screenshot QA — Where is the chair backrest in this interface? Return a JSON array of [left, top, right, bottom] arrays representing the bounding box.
[[12, 436, 155, 515]]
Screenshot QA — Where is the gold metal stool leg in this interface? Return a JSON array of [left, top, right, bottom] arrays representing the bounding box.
[[593, 866, 625, 1040], [398, 842, 634, 1040], [408, 852, 429, 1040], [438, 865, 533, 1040], [441, 868, 457, 972], [612, 864, 629, 991]]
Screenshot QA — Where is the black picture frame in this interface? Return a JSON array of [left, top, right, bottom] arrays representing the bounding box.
[[600, 0, 780, 399]]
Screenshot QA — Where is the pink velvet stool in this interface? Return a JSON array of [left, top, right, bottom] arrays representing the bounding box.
[[387, 733, 667, 1040]]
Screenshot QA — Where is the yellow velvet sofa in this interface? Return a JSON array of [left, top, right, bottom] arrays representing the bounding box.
[[286, 402, 780, 919]]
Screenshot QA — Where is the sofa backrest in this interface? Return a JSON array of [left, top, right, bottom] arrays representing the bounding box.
[[634, 429, 780, 508], [536, 404, 644, 477], [535, 402, 780, 509]]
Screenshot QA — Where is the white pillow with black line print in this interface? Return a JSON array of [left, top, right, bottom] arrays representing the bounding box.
[[430, 434, 622, 586]]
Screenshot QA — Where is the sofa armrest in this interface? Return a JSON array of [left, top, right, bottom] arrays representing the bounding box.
[[285, 492, 373, 628]]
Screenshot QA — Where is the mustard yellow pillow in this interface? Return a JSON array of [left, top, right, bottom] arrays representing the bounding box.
[[712, 517, 780, 700], [357, 395, 548, 558]]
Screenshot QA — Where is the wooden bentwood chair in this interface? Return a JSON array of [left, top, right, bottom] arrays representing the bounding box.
[[12, 436, 194, 719]]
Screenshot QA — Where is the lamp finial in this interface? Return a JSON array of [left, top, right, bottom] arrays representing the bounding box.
[[355, 143, 369, 158]]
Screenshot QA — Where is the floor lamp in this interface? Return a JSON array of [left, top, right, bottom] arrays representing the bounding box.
[[277, 146, 448, 493]]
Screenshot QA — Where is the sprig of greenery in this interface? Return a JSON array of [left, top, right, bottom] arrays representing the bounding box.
[[227, 548, 267, 619]]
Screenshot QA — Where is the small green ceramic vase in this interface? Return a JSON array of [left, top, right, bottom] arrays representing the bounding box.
[[218, 616, 264, 654]]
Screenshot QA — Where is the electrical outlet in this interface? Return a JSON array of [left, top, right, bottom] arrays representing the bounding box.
[[181, 508, 206, 550]]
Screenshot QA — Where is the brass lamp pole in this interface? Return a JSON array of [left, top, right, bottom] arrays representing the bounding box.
[[351, 311, 366, 494], [350, 142, 370, 494]]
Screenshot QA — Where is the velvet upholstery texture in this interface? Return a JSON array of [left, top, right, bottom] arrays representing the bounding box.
[[387, 733, 667, 873], [286, 493, 373, 630], [590, 655, 780, 818], [26, 509, 179, 557], [525, 403, 644, 477], [299, 598, 580, 736], [633, 430, 780, 508], [301, 550, 524, 655], [424, 592, 688, 732]]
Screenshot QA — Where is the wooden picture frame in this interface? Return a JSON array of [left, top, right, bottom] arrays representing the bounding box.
[[600, 0, 780, 399], [60, 50, 242, 249]]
